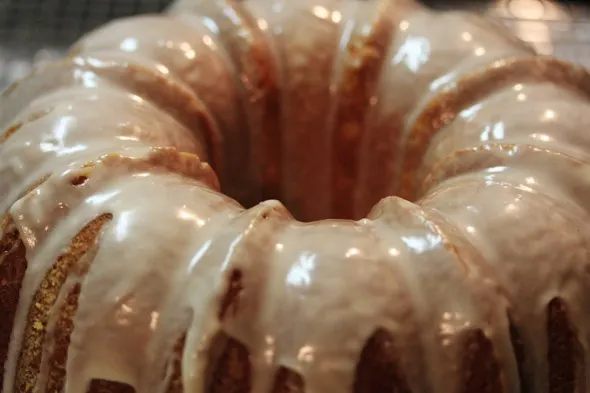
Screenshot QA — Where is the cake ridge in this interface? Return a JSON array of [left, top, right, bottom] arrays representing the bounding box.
[[3, 148, 221, 393], [169, 0, 282, 206]]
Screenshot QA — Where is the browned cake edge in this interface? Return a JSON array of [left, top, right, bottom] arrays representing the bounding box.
[[400, 57, 590, 200], [330, 1, 395, 220]]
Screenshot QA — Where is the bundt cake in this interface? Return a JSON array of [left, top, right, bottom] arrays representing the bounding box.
[[1, 0, 590, 392]]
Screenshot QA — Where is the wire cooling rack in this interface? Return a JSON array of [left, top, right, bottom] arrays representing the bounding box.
[[0, 0, 173, 88], [0, 0, 589, 90]]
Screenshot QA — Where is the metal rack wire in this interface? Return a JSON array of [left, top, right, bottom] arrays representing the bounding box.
[[0, 0, 173, 88], [0, 0, 172, 46], [0, 0, 589, 90]]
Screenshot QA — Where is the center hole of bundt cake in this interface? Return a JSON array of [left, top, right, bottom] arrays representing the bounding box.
[[214, 145, 409, 221], [224, 173, 398, 222]]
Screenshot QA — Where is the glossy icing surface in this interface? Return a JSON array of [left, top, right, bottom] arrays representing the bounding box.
[[2, 0, 590, 393]]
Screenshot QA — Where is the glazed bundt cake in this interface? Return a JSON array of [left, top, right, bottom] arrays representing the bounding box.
[[2, 0, 590, 392]]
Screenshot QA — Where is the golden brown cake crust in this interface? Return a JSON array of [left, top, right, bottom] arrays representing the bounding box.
[[0, 175, 53, 390], [15, 214, 112, 393], [331, 2, 394, 219], [401, 57, 590, 200], [0, 218, 28, 391], [547, 298, 582, 393], [186, 0, 281, 205]]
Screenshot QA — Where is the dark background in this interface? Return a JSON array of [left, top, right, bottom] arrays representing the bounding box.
[[0, 0, 589, 89], [1, 0, 588, 48]]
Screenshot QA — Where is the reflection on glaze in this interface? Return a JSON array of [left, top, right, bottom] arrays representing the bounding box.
[[2, 1, 590, 393]]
